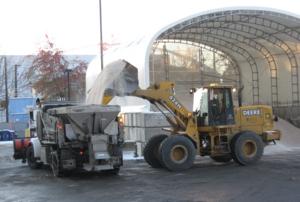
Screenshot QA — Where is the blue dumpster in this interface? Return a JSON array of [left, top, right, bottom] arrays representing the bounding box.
[[0, 130, 15, 141]]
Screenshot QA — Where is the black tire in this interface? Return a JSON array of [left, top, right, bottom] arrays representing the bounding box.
[[210, 154, 232, 163], [26, 145, 41, 169], [160, 135, 196, 171], [50, 151, 64, 177], [231, 131, 264, 166], [143, 134, 168, 168]]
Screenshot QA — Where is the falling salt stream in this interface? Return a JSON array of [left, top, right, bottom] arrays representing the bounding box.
[[86, 59, 139, 105]]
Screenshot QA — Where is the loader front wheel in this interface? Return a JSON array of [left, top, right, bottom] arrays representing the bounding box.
[[143, 134, 168, 168], [231, 131, 264, 166], [210, 154, 232, 163], [160, 135, 196, 171]]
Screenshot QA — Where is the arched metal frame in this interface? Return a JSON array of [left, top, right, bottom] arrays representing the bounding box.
[[156, 9, 300, 106], [159, 35, 260, 104], [153, 40, 242, 89], [196, 17, 300, 105], [169, 30, 278, 106]]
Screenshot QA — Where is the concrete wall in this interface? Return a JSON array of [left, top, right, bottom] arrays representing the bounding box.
[[123, 112, 171, 156]]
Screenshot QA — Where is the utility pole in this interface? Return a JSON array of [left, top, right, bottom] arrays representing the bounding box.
[[99, 0, 104, 70], [4, 57, 9, 123], [65, 69, 72, 101], [14, 64, 20, 97]]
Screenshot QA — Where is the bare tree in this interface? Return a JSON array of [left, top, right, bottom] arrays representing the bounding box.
[[25, 35, 87, 101]]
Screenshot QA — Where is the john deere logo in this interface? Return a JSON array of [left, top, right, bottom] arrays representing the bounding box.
[[242, 109, 261, 116], [169, 96, 182, 109]]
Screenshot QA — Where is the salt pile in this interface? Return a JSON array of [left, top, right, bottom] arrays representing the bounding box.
[[265, 118, 300, 154]]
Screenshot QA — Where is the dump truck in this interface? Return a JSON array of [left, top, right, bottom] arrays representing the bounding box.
[[97, 60, 281, 171], [13, 103, 123, 177]]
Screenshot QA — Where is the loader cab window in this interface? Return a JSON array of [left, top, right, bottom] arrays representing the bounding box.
[[193, 88, 209, 126], [208, 88, 235, 126]]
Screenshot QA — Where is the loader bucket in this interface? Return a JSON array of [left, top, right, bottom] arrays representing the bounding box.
[[86, 59, 139, 104]]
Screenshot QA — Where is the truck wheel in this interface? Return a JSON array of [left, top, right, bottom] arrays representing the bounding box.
[[210, 154, 232, 163], [231, 131, 264, 165], [160, 135, 196, 171], [51, 151, 63, 177], [26, 145, 41, 169], [143, 134, 168, 168]]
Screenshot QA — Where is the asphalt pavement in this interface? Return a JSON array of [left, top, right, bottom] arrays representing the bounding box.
[[1, 142, 300, 202]]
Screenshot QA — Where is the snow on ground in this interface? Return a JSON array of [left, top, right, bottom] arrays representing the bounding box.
[[123, 150, 144, 160], [0, 141, 13, 145]]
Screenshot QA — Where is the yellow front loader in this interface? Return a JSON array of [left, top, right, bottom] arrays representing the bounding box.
[[100, 60, 281, 171]]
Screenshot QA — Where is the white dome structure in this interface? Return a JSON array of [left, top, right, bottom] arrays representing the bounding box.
[[87, 6, 300, 115]]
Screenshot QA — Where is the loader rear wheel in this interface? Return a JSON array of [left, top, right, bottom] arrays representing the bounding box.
[[231, 131, 264, 166], [160, 135, 196, 171], [143, 134, 168, 168], [210, 154, 232, 163]]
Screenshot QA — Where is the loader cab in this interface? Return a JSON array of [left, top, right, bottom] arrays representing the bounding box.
[[193, 85, 235, 126]]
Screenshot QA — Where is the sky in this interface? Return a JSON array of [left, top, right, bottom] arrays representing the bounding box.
[[0, 0, 300, 55]]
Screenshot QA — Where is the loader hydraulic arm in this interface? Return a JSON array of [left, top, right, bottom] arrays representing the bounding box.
[[102, 81, 199, 143], [133, 82, 190, 127], [132, 82, 198, 135]]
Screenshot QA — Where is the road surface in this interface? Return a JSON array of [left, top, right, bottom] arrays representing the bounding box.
[[0, 141, 300, 202]]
